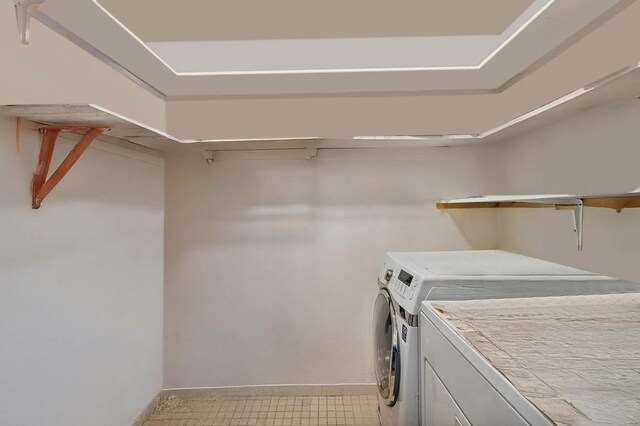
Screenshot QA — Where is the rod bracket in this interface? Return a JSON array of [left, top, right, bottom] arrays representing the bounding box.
[[571, 201, 584, 251], [13, 0, 45, 44]]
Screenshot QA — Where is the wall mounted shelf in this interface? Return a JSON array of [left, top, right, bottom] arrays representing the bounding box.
[[436, 194, 582, 209], [1, 104, 178, 151], [580, 193, 640, 212], [1, 104, 174, 209], [437, 192, 640, 251]]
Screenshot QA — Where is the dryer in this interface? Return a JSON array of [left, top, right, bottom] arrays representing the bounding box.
[[373, 250, 640, 426], [419, 293, 640, 426]]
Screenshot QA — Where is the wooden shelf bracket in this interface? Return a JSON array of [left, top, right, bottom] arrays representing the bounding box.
[[31, 125, 106, 209]]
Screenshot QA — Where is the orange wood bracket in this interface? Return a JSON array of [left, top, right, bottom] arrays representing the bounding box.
[[32, 125, 107, 209], [15, 117, 22, 152]]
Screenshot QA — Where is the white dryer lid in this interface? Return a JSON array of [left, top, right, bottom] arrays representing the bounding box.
[[387, 250, 595, 278]]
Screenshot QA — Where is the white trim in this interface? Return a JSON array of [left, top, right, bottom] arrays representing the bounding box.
[[439, 194, 581, 205], [86, 62, 640, 144], [91, 0, 179, 75], [478, 88, 587, 138], [88, 103, 181, 142], [92, 0, 554, 76], [353, 61, 640, 142], [353, 135, 476, 141], [475, 0, 555, 69], [162, 383, 376, 391], [198, 137, 321, 143], [158, 383, 378, 397]]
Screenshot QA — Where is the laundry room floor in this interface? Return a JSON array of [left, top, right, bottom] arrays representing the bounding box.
[[140, 394, 381, 426]]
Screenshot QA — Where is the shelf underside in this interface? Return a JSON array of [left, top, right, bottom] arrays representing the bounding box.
[[581, 193, 640, 211], [0, 104, 176, 151], [438, 193, 640, 211]]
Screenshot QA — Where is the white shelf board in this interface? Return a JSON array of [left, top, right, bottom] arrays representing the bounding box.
[[437, 194, 581, 208], [437, 191, 640, 251]]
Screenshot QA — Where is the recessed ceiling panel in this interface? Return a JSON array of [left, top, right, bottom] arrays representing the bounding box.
[[148, 37, 497, 74], [34, 0, 627, 96], [96, 0, 535, 42], [94, 0, 551, 74]]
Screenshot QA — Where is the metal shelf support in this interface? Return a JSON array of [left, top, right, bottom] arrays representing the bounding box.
[[572, 201, 584, 251], [437, 193, 640, 251]]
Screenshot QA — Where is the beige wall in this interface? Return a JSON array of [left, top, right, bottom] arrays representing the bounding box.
[[0, 5, 165, 131], [497, 98, 640, 282], [163, 144, 500, 388], [0, 117, 165, 425]]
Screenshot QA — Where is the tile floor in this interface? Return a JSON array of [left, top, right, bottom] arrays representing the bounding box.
[[142, 394, 381, 426]]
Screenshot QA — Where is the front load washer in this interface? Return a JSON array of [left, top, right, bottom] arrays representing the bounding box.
[[373, 250, 640, 426]]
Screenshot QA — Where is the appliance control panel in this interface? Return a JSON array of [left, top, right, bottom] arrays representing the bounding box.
[[389, 268, 426, 314], [379, 257, 428, 315], [392, 269, 418, 300]]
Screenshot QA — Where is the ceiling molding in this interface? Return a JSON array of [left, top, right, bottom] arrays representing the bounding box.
[[33, 10, 167, 98], [91, 0, 551, 77], [161, 0, 635, 101], [6, 61, 639, 151], [33, 0, 624, 97], [96, 0, 534, 42], [32, 0, 632, 102]]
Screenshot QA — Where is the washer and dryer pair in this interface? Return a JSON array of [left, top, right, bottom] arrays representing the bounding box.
[[373, 250, 640, 426]]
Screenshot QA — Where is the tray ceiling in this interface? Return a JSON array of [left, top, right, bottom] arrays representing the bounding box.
[[4, 61, 640, 149], [96, 0, 534, 42], [34, 0, 625, 96]]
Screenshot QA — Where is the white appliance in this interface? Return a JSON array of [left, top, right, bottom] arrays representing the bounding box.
[[419, 299, 551, 426], [419, 294, 640, 426], [373, 250, 640, 426]]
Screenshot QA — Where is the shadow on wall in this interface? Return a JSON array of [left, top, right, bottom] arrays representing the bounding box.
[[169, 202, 500, 250], [166, 146, 502, 250], [442, 209, 501, 249]]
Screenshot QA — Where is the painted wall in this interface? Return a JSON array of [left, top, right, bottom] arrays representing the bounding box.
[[497, 98, 640, 282], [0, 117, 165, 425], [164, 145, 500, 388]]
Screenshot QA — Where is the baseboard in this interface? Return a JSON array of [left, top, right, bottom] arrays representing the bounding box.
[[160, 383, 377, 398], [131, 393, 160, 426]]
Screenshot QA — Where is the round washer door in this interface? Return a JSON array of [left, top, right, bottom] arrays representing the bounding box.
[[373, 288, 401, 406]]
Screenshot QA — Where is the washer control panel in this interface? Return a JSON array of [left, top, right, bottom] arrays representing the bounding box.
[[391, 269, 418, 301], [379, 257, 427, 315]]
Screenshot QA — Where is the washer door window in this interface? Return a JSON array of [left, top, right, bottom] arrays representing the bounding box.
[[373, 289, 401, 406]]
